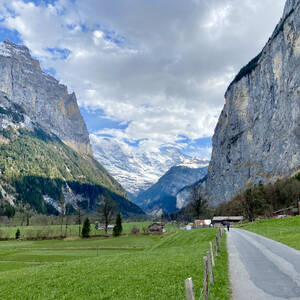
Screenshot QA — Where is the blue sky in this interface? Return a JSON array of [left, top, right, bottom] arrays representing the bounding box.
[[0, 0, 286, 159]]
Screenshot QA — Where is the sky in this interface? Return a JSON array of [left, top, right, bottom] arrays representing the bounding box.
[[0, 0, 286, 159]]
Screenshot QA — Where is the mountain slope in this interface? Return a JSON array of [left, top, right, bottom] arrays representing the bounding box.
[[0, 40, 91, 155], [176, 176, 208, 210], [135, 163, 208, 215], [90, 134, 205, 196], [0, 41, 143, 217], [204, 0, 300, 206]]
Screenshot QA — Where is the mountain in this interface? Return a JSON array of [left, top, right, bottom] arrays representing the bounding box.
[[176, 177, 207, 211], [204, 0, 300, 206], [134, 161, 208, 215], [0, 40, 91, 155], [0, 40, 144, 217], [90, 134, 207, 196]]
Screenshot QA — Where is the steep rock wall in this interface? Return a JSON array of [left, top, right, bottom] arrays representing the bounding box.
[[0, 40, 91, 155], [206, 0, 300, 206]]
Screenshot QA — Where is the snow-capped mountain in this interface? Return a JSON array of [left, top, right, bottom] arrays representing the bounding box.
[[90, 134, 209, 196]]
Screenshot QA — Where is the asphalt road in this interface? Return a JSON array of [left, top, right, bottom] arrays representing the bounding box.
[[227, 228, 300, 300]]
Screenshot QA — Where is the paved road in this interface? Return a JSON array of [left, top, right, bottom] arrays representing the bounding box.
[[227, 228, 300, 300]]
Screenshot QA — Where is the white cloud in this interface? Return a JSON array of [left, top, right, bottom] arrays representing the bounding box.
[[0, 0, 286, 156]]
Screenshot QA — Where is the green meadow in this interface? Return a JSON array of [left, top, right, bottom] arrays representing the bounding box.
[[0, 221, 152, 239], [240, 216, 300, 250], [0, 226, 230, 299]]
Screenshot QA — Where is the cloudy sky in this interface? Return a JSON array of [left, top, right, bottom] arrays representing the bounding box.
[[0, 0, 286, 158]]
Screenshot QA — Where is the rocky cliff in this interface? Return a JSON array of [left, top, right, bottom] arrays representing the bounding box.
[[0, 41, 144, 217], [205, 0, 300, 206], [0, 40, 91, 155]]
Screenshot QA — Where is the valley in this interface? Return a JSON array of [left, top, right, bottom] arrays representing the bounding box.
[[0, 0, 299, 299]]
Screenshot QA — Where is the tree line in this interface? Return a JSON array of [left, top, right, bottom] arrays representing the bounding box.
[[215, 173, 300, 220]]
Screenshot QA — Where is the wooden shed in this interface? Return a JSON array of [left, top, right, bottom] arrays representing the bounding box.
[[148, 222, 165, 233], [212, 216, 244, 226]]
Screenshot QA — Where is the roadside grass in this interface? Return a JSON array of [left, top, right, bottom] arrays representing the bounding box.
[[0, 227, 231, 300], [239, 216, 300, 250], [0, 221, 152, 239], [209, 234, 231, 300]]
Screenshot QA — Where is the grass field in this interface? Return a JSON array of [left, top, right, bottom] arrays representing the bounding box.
[[240, 216, 300, 250], [0, 226, 230, 299], [0, 221, 152, 239]]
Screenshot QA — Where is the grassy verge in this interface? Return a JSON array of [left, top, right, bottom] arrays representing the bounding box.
[[239, 216, 300, 250], [0, 227, 231, 299], [209, 234, 231, 300]]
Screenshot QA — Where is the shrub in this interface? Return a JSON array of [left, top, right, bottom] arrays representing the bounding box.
[[142, 226, 149, 234], [131, 226, 140, 235], [15, 228, 20, 239]]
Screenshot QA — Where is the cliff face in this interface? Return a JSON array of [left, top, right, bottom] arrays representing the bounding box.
[[206, 0, 300, 206], [0, 41, 144, 217], [0, 40, 91, 155]]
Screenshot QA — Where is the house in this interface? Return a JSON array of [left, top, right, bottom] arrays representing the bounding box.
[[107, 225, 114, 231], [186, 225, 192, 230], [100, 224, 114, 231], [212, 216, 244, 226], [194, 220, 204, 227], [194, 219, 212, 228], [148, 222, 165, 233], [204, 219, 212, 226]]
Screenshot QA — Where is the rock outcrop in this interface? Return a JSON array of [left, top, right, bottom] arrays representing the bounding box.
[[0, 40, 91, 155], [205, 0, 300, 206]]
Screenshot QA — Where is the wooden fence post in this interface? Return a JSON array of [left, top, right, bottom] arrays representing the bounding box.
[[203, 256, 209, 300], [214, 240, 218, 257], [185, 277, 195, 300], [209, 241, 215, 267], [207, 251, 214, 284]]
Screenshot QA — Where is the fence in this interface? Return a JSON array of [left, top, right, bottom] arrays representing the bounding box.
[[185, 227, 225, 300]]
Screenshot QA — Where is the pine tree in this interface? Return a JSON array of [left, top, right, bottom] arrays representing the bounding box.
[[113, 213, 122, 237], [81, 217, 91, 238], [15, 228, 20, 239]]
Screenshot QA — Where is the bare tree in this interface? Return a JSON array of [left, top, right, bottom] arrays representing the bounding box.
[[58, 195, 65, 237], [64, 205, 71, 237], [72, 200, 83, 237], [190, 185, 207, 219], [97, 195, 114, 234]]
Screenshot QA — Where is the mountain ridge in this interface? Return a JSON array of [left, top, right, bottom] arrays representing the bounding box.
[[134, 164, 208, 216], [91, 134, 209, 196]]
